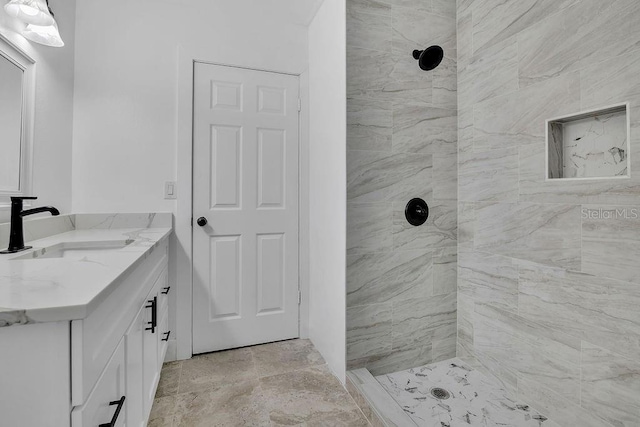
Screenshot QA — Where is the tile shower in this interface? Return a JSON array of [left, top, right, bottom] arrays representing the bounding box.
[[346, 0, 458, 374], [346, 0, 640, 426]]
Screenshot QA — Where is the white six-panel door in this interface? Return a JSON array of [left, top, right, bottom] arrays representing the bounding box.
[[192, 63, 299, 354]]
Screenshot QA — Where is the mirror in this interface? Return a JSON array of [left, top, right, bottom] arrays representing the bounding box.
[[0, 52, 24, 192], [0, 34, 34, 201]]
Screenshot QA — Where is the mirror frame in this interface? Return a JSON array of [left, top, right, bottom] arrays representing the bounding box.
[[0, 32, 35, 207]]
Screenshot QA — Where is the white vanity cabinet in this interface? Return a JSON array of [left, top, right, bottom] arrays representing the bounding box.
[[125, 266, 170, 426], [71, 240, 170, 427], [0, 237, 171, 427]]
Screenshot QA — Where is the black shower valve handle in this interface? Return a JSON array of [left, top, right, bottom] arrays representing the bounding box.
[[405, 198, 429, 227]]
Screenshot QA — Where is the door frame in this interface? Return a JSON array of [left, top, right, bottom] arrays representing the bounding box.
[[175, 46, 310, 360]]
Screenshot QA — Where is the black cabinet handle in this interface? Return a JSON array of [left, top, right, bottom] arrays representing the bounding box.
[[196, 217, 208, 227], [99, 395, 125, 427], [145, 296, 157, 333], [162, 331, 171, 341], [161, 286, 170, 295]]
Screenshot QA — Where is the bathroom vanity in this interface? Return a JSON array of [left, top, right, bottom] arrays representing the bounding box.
[[0, 213, 172, 427]]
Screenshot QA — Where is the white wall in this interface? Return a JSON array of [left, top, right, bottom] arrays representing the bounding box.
[[308, 0, 347, 382], [72, 0, 310, 213], [0, 0, 75, 222], [72, 0, 313, 360]]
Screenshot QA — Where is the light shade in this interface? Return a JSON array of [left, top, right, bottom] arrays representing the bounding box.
[[4, 0, 54, 26], [22, 20, 64, 47]]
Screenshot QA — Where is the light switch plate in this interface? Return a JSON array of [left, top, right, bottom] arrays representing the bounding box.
[[164, 181, 177, 199]]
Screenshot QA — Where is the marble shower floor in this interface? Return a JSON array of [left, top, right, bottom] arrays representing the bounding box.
[[375, 358, 552, 427], [149, 339, 369, 427]]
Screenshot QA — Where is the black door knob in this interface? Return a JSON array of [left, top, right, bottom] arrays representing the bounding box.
[[197, 217, 208, 227]]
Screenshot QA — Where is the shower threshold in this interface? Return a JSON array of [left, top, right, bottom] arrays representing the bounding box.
[[346, 358, 556, 427]]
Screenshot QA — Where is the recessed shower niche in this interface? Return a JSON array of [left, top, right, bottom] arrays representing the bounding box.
[[546, 103, 630, 180]]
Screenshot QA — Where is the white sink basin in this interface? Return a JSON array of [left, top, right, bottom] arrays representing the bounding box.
[[12, 240, 134, 260]]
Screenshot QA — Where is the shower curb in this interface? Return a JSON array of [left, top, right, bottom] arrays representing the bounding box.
[[346, 368, 418, 427]]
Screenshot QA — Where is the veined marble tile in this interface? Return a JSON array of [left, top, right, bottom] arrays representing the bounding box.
[[392, 293, 456, 352], [456, 8, 472, 73], [471, 0, 578, 54], [581, 48, 640, 110], [432, 50, 457, 110], [458, 147, 519, 202], [474, 201, 581, 270], [386, 52, 433, 104], [432, 247, 456, 296], [456, 293, 475, 356], [518, 260, 640, 362], [392, 6, 456, 56], [581, 342, 640, 427], [458, 249, 518, 313], [469, 349, 518, 395], [519, 142, 640, 205], [347, 150, 432, 203], [516, 375, 611, 427], [347, 303, 393, 362], [473, 72, 580, 150], [457, 0, 473, 15], [393, 199, 457, 251], [432, 152, 457, 201], [388, 0, 431, 13], [363, 345, 434, 377], [347, 7, 392, 52], [392, 103, 457, 154], [455, 352, 515, 393], [376, 358, 552, 426], [347, 249, 433, 307], [458, 36, 518, 108], [347, 0, 391, 16], [457, 201, 475, 250], [346, 202, 392, 255], [518, 0, 640, 87], [347, 46, 395, 99], [432, 0, 456, 18], [347, 97, 393, 152], [473, 303, 582, 403], [582, 204, 640, 284], [431, 337, 456, 362], [457, 106, 473, 154]]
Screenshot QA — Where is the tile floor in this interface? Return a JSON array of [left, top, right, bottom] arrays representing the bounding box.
[[149, 339, 370, 426], [375, 358, 553, 427]]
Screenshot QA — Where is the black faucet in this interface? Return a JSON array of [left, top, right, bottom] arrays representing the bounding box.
[[1, 196, 60, 254]]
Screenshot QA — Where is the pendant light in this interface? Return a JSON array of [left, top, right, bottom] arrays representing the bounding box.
[[22, 19, 63, 47], [4, 0, 54, 26]]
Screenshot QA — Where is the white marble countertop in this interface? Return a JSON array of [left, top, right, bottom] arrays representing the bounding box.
[[0, 213, 172, 326]]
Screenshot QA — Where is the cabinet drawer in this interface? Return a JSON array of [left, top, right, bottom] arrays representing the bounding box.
[[72, 339, 126, 427], [72, 240, 168, 406]]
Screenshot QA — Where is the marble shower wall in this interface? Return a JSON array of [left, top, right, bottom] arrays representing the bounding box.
[[457, 0, 640, 425], [346, 0, 458, 375]]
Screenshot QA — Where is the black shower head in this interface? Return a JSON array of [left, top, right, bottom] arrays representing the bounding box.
[[412, 46, 444, 71]]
